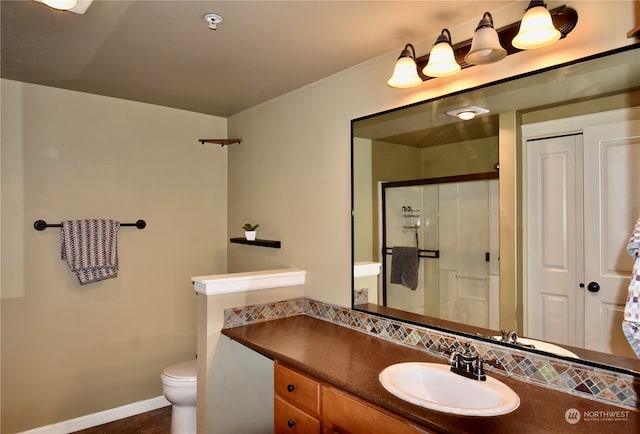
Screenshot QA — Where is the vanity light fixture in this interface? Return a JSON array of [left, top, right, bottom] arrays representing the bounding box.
[[446, 105, 490, 121], [42, 0, 76, 9], [387, 44, 423, 88], [512, 0, 561, 50], [422, 29, 461, 77], [465, 12, 506, 65], [34, 0, 93, 14], [386, 5, 577, 89]]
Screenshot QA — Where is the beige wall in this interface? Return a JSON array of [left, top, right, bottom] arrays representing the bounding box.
[[0, 80, 228, 433], [227, 1, 638, 310], [421, 137, 499, 178], [353, 137, 373, 263]]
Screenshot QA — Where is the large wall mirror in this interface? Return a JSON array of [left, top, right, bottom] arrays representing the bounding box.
[[352, 45, 640, 375]]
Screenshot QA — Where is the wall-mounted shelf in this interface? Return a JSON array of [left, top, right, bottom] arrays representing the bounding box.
[[230, 237, 281, 249], [199, 139, 242, 147]]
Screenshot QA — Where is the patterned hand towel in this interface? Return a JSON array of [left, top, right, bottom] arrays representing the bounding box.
[[61, 219, 120, 285], [390, 246, 419, 290], [623, 216, 640, 357]]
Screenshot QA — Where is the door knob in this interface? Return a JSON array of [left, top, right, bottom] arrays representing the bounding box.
[[587, 281, 600, 293]]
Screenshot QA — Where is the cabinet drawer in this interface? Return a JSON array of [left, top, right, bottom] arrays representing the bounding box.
[[322, 386, 433, 434], [275, 362, 320, 416], [274, 395, 320, 434]]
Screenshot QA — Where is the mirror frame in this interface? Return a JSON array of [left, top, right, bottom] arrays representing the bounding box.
[[351, 44, 640, 377]]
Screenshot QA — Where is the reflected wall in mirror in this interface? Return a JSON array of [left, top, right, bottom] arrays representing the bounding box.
[[352, 46, 640, 375]]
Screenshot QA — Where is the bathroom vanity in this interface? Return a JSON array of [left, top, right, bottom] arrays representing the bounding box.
[[222, 315, 638, 433], [275, 362, 430, 433]]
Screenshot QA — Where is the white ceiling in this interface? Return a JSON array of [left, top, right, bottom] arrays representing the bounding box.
[[1, 0, 515, 117]]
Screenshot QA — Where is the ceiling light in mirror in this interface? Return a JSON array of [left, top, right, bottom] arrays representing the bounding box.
[[387, 44, 422, 88], [512, 0, 561, 50], [446, 105, 490, 120], [423, 29, 460, 78], [465, 12, 507, 65]]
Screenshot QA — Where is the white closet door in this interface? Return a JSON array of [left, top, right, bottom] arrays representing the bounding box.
[[525, 134, 582, 346], [583, 119, 640, 357]]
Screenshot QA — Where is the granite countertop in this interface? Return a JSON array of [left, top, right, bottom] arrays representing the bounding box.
[[221, 315, 638, 433]]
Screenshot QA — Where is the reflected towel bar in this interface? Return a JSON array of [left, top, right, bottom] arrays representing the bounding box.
[[34, 219, 146, 231], [384, 247, 439, 259]]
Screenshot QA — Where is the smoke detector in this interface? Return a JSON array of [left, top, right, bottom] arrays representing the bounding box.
[[204, 13, 223, 30]]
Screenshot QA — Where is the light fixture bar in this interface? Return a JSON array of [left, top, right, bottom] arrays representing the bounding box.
[[413, 5, 577, 82]]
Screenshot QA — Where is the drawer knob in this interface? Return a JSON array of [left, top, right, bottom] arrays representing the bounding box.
[[287, 419, 296, 428], [287, 384, 295, 392]]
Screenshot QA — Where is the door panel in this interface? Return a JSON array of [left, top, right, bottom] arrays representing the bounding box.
[[525, 134, 581, 345], [583, 120, 640, 356], [439, 181, 491, 328], [541, 294, 570, 344]]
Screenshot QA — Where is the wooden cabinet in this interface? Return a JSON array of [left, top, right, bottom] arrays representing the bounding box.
[[322, 386, 433, 434], [274, 362, 321, 433], [274, 361, 433, 434]]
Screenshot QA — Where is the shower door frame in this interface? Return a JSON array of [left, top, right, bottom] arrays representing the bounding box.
[[380, 172, 499, 308]]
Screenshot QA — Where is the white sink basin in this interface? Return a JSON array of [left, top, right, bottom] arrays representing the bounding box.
[[493, 336, 579, 358], [379, 362, 519, 416]]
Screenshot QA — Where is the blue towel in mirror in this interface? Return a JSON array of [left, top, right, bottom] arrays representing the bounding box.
[[390, 246, 419, 290]]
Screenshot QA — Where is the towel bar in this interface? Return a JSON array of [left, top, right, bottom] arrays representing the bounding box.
[[384, 247, 439, 259], [34, 219, 146, 231]]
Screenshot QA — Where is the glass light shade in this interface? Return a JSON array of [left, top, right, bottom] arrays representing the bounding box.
[[512, 5, 561, 49], [457, 111, 476, 120], [42, 0, 77, 10], [422, 42, 460, 77], [387, 48, 422, 88], [465, 26, 507, 65]]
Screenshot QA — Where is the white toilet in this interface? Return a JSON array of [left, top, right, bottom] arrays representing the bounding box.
[[161, 360, 197, 434]]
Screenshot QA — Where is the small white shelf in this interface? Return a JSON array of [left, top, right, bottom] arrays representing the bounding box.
[[192, 268, 306, 296]]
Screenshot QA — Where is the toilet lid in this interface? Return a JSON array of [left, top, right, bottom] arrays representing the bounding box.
[[163, 360, 197, 380]]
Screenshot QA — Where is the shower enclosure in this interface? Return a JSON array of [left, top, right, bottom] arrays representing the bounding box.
[[380, 173, 499, 329]]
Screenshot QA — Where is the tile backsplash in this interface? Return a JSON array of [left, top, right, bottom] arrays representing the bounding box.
[[223, 297, 638, 410]]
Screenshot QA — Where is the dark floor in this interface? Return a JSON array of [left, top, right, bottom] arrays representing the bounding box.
[[72, 406, 171, 434]]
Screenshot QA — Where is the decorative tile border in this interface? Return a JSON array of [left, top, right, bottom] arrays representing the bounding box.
[[223, 297, 305, 328], [223, 297, 638, 409], [353, 288, 368, 306]]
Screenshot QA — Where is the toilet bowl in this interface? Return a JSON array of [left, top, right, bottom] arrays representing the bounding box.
[[161, 360, 197, 434]]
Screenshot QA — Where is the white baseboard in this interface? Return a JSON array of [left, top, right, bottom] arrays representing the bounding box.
[[19, 395, 171, 434]]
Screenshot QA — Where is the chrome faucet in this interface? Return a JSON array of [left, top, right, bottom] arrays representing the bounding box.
[[438, 342, 501, 382], [500, 330, 518, 343], [499, 330, 535, 349]]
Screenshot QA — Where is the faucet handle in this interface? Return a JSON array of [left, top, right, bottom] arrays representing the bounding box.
[[482, 357, 501, 369], [437, 343, 454, 355], [463, 341, 474, 355], [438, 344, 461, 368], [474, 357, 501, 381]]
